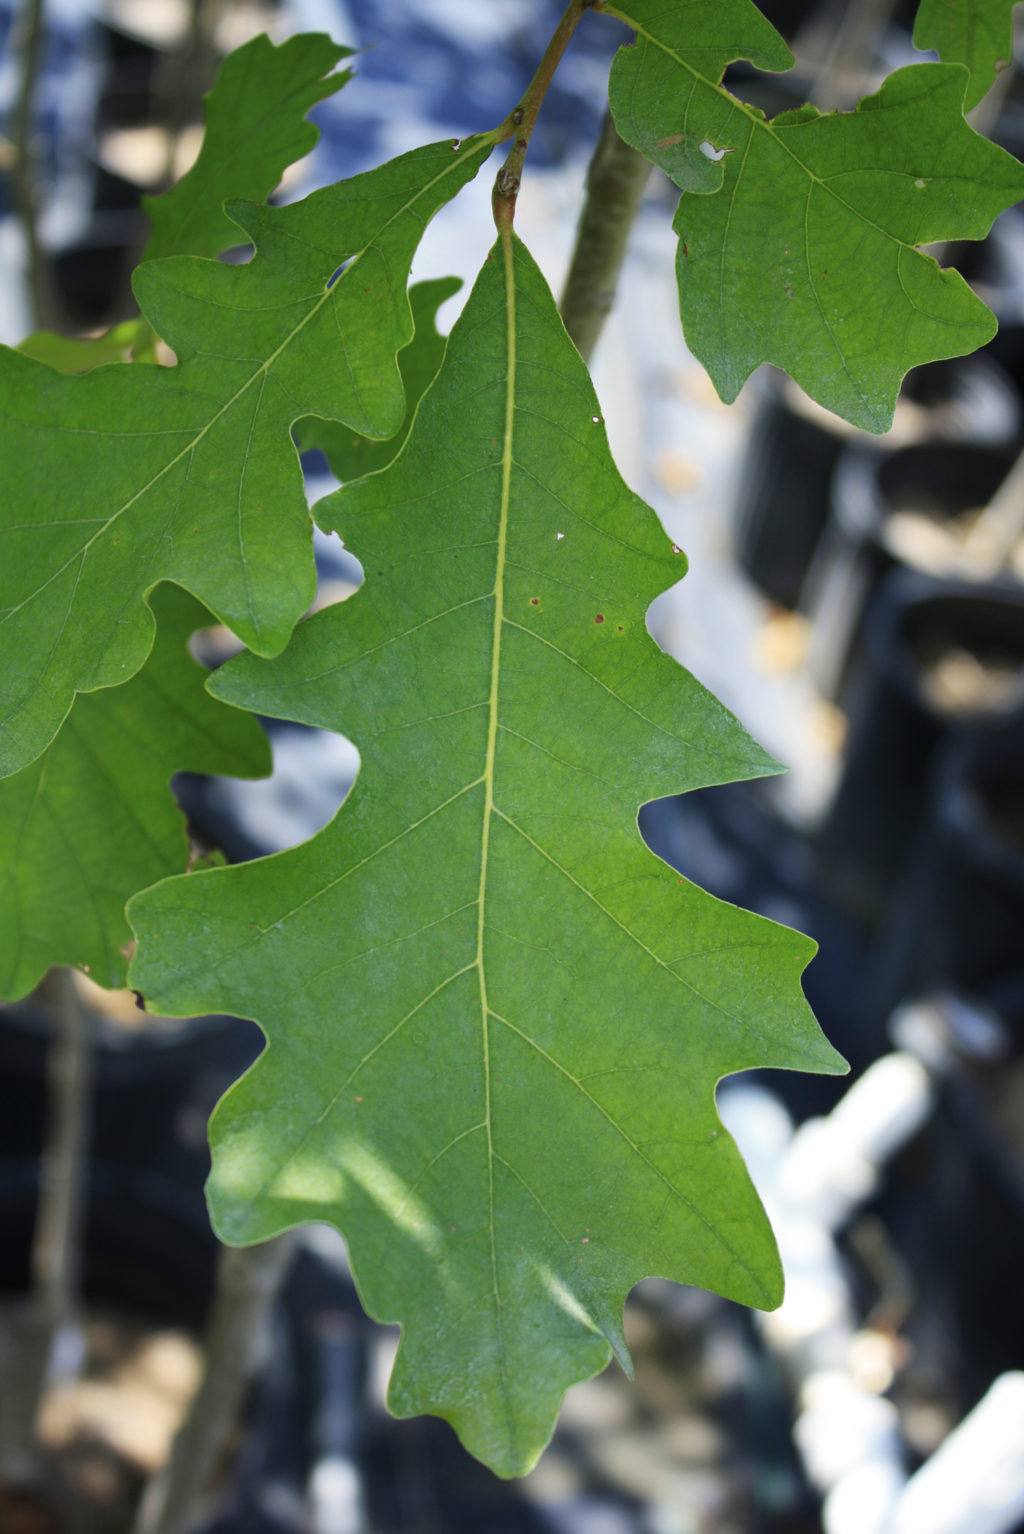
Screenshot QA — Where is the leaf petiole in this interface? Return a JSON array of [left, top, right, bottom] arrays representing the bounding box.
[[492, 0, 601, 228]]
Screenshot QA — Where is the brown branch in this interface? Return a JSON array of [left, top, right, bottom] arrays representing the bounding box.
[[11, 0, 55, 329], [493, 0, 597, 229], [559, 111, 652, 363], [131, 1235, 297, 1534], [0, 969, 93, 1485]]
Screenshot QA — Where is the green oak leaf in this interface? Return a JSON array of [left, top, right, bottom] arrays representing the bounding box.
[[607, 0, 1024, 429], [607, 0, 793, 190], [128, 233, 845, 1477], [0, 583, 269, 1002], [143, 32, 353, 262], [294, 276, 462, 480], [914, 0, 1019, 112], [13, 35, 351, 373], [0, 135, 493, 778], [16, 320, 145, 373]]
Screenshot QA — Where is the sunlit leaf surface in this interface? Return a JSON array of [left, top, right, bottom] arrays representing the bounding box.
[[130, 233, 845, 1477]]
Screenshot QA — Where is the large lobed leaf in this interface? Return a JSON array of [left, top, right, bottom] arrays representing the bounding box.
[[0, 584, 269, 1002], [0, 136, 492, 777], [914, 0, 1019, 112], [606, 0, 1024, 429], [129, 233, 845, 1477]]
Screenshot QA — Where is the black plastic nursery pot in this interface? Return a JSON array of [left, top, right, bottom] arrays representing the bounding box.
[[0, 999, 261, 1193], [730, 367, 860, 609], [876, 1056, 1024, 1427], [0, 1174, 371, 1534], [0, 1158, 219, 1331], [816, 572, 1024, 933], [732, 359, 1019, 613], [878, 979, 1024, 1421], [0, 998, 263, 1326], [51, 233, 139, 329], [96, 20, 161, 129], [0, 997, 323, 1534], [950, 209, 1024, 391], [803, 437, 1020, 702], [866, 715, 1024, 1021]]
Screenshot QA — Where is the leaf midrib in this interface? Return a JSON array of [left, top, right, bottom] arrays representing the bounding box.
[[474, 224, 516, 1408]]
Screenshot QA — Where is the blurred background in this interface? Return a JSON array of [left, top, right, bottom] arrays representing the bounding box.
[[1, 0, 1023, 1530]]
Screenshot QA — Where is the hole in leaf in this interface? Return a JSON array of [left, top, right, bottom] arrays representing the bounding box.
[[698, 140, 732, 163], [217, 244, 254, 265]]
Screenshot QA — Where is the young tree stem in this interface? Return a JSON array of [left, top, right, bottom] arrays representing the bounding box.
[[130, 1235, 297, 1534], [0, 968, 93, 1485], [11, 0, 55, 329], [962, 438, 1024, 571], [559, 112, 652, 363], [493, 0, 598, 228]]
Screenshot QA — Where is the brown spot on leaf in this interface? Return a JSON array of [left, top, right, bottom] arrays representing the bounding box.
[[595, 614, 604, 624], [656, 133, 685, 149]]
